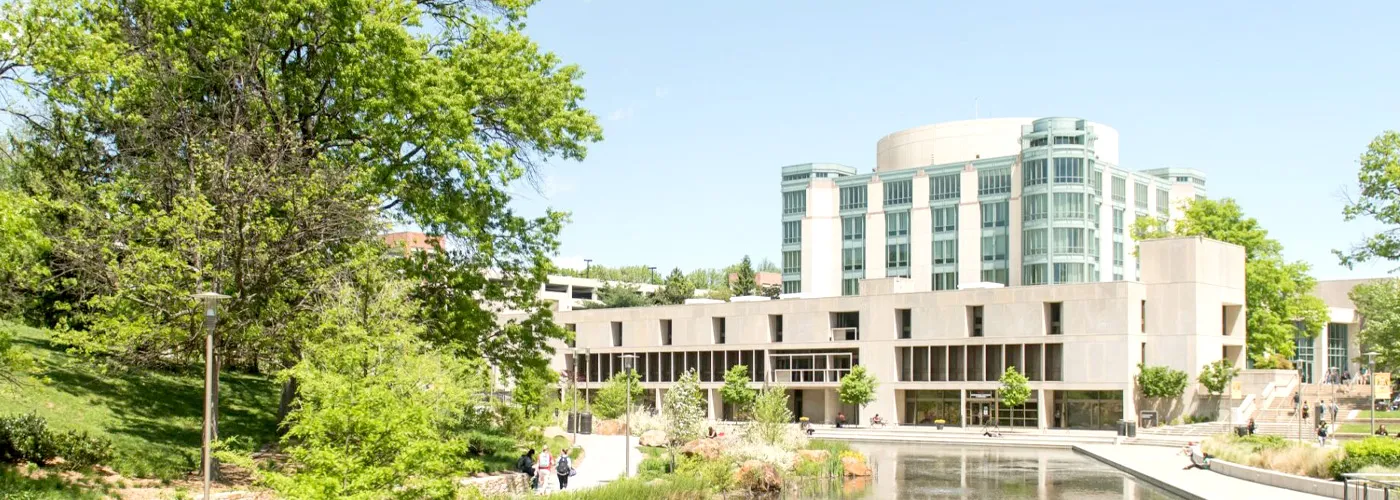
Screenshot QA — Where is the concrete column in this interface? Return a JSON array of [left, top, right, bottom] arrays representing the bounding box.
[[707, 388, 718, 420], [1037, 388, 1048, 430], [959, 390, 968, 427], [1315, 323, 1329, 384], [824, 388, 840, 425]]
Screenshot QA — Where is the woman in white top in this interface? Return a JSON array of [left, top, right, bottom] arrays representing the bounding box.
[[536, 447, 557, 492]]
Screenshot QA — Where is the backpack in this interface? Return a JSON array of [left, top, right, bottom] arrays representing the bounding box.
[[556, 456, 572, 476], [517, 455, 533, 473]]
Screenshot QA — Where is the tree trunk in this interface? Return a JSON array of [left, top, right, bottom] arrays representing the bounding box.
[[276, 376, 299, 433]]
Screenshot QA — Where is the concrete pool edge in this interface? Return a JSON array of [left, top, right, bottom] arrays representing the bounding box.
[[1072, 445, 1204, 500]]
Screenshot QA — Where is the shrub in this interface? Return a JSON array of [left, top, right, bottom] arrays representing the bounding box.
[[723, 441, 795, 471], [1332, 437, 1400, 478], [548, 474, 710, 499], [1203, 435, 1341, 479], [805, 439, 851, 456], [0, 413, 56, 463], [638, 454, 671, 479], [676, 454, 735, 492], [51, 430, 114, 469]]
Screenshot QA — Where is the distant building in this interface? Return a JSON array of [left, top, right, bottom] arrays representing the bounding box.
[[382, 231, 440, 255]]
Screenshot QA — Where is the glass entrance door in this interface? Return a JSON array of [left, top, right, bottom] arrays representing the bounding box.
[[967, 400, 995, 427]]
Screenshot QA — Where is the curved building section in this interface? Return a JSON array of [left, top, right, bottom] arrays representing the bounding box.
[[876, 118, 1120, 172]]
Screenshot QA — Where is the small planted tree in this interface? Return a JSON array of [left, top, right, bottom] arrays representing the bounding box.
[[1197, 359, 1240, 396], [1137, 364, 1189, 414], [663, 370, 706, 445], [999, 366, 1031, 408], [720, 364, 757, 420], [750, 385, 793, 446], [593, 369, 643, 419], [838, 365, 878, 410]]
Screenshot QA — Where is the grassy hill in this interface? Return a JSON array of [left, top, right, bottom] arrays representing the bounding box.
[[1, 322, 281, 480]]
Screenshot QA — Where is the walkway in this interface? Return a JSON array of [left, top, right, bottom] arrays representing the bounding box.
[[1074, 444, 1331, 500], [559, 433, 643, 491]]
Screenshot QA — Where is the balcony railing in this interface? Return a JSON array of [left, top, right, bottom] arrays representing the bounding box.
[[770, 368, 851, 384], [831, 327, 859, 341]]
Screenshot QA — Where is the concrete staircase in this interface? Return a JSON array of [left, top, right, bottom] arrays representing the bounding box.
[[808, 426, 1117, 448], [1137, 420, 1318, 440]]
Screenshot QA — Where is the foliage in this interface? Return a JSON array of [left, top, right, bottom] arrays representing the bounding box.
[[662, 370, 706, 445], [1197, 359, 1241, 395], [576, 283, 653, 309], [1253, 353, 1296, 370], [675, 454, 736, 493], [593, 369, 643, 419], [1350, 279, 1400, 371], [1332, 437, 1400, 478], [750, 385, 793, 446], [838, 365, 878, 408], [0, 413, 114, 470], [1203, 435, 1340, 479], [0, 327, 34, 386], [653, 268, 696, 305], [1338, 131, 1400, 267], [720, 365, 757, 420], [687, 269, 728, 291], [704, 288, 733, 301], [259, 268, 488, 498], [0, 182, 50, 320], [554, 264, 663, 285], [1136, 364, 1189, 399], [1132, 198, 1328, 363], [730, 256, 758, 296], [998, 366, 1031, 408], [543, 473, 711, 500], [0, 467, 109, 500]]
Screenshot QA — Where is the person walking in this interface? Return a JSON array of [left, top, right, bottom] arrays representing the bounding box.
[[1315, 400, 1325, 427], [1330, 400, 1341, 425], [555, 448, 575, 490], [1302, 401, 1310, 421], [1317, 422, 1328, 445], [536, 447, 556, 492]]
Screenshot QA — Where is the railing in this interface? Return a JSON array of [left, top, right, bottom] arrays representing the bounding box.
[[1341, 473, 1400, 499], [830, 327, 859, 341], [771, 368, 851, 384]]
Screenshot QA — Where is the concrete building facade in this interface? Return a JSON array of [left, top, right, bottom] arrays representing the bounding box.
[[779, 117, 1207, 297], [542, 236, 1245, 430], [1291, 278, 1379, 383]]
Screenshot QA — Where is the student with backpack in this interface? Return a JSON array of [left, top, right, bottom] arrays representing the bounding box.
[[556, 448, 576, 490], [517, 449, 537, 489]]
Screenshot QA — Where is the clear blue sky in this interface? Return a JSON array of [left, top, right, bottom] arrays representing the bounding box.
[[512, 0, 1400, 280]]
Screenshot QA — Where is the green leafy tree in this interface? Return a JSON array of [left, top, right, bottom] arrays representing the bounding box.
[[1350, 279, 1400, 372], [754, 258, 781, 273], [0, 327, 36, 386], [998, 366, 1031, 408], [1, 0, 598, 398], [554, 264, 662, 284], [759, 283, 782, 299], [1137, 364, 1189, 404], [749, 385, 792, 446], [0, 170, 49, 319], [705, 287, 733, 301], [730, 256, 758, 296], [1197, 359, 1240, 396], [686, 268, 728, 290], [662, 369, 706, 445], [720, 364, 757, 420], [577, 283, 653, 309], [1338, 131, 1400, 267], [1133, 198, 1328, 363], [654, 268, 696, 305], [838, 365, 878, 409], [593, 369, 643, 419]]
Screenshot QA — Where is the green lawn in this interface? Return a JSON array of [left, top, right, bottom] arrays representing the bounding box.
[[1, 322, 281, 479]]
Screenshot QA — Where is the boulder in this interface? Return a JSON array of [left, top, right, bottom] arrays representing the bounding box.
[[797, 449, 831, 463], [594, 419, 628, 436], [639, 429, 668, 447], [841, 455, 872, 477], [679, 438, 724, 460], [733, 459, 781, 492]]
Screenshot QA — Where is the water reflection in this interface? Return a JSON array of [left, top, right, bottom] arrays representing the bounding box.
[[802, 443, 1182, 499]]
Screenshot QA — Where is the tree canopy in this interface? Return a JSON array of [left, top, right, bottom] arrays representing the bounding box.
[[998, 366, 1030, 408], [1338, 131, 1400, 268], [838, 365, 878, 408], [1133, 198, 1328, 363], [1137, 364, 1189, 399], [730, 256, 758, 296], [1350, 279, 1400, 372], [653, 268, 696, 305], [720, 364, 756, 419], [1197, 359, 1240, 396]]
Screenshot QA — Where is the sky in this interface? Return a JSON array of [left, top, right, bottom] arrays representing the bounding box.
[[512, 0, 1400, 280]]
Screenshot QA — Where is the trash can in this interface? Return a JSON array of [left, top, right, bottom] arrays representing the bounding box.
[[1117, 420, 1128, 437], [578, 413, 594, 434], [1235, 425, 1248, 437], [566, 413, 576, 433], [1126, 421, 1137, 438]]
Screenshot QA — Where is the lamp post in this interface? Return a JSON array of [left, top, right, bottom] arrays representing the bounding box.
[[1298, 368, 1304, 444], [192, 291, 230, 500], [570, 348, 579, 443], [648, 266, 658, 284], [621, 354, 637, 477], [1368, 351, 1380, 435], [584, 259, 592, 278]]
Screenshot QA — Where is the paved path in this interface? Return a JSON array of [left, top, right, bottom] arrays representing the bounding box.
[[1075, 444, 1330, 500], [558, 433, 643, 492]]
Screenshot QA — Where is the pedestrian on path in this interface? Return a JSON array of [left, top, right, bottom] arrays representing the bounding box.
[[1315, 400, 1325, 427], [555, 449, 575, 490], [1302, 401, 1310, 421], [537, 447, 557, 492], [1330, 401, 1340, 424]]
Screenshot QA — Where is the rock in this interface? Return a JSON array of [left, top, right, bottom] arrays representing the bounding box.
[[594, 419, 628, 435], [94, 465, 118, 476], [43, 457, 66, 467], [733, 459, 781, 492], [797, 449, 831, 463], [841, 455, 872, 477], [639, 429, 668, 447], [679, 438, 724, 460]]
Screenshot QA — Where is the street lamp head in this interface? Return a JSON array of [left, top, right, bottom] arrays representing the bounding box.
[[620, 354, 637, 371], [191, 291, 231, 302], [1367, 351, 1380, 358]]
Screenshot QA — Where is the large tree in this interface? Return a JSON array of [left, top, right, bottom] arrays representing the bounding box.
[[730, 255, 758, 296], [1338, 131, 1400, 266], [1134, 198, 1327, 364], [0, 0, 599, 384], [653, 268, 695, 305], [1349, 279, 1400, 372]]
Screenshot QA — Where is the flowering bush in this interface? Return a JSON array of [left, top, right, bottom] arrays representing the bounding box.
[[723, 441, 796, 471], [626, 407, 664, 437]]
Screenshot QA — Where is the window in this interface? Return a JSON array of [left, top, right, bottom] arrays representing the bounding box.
[[981, 234, 1007, 261], [978, 168, 1011, 195], [1023, 159, 1048, 186], [713, 318, 726, 344], [815, 172, 829, 178], [1045, 344, 1063, 381], [933, 272, 956, 290], [1053, 157, 1084, 183], [1113, 209, 1124, 234], [1053, 135, 1083, 145], [884, 179, 913, 206], [611, 322, 622, 347], [1053, 263, 1085, 283], [782, 173, 810, 181], [842, 278, 860, 296], [969, 306, 984, 337], [1046, 303, 1063, 335], [842, 247, 864, 271], [1112, 176, 1126, 203], [782, 221, 801, 244], [770, 315, 783, 343], [1023, 229, 1047, 256], [1176, 176, 1190, 183], [1140, 300, 1147, 333], [1029, 137, 1047, 147], [1053, 228, 1084, 254], [839, 185, 867, 210], [933, 207, 957, 232], [1023, 264, 1047, 285], [782, 250, 801, 274], [897, 309, 912, 339], [1328, 323, 1348, 373], [1113, 242, 1124, 266], [981, 202, 1008, 228], [1023, 194, 1048, 222], [1092, 170, 1103, 192], [783, 190, 806, 215], [1135, 182, 1149, 209], [931, 174, 960, 201], [982, 268, 1008, 285], [1052, 192, 1085, 219], [1156, 188, 1170, 216], [782, 280, 800, 294], [886, 211, 909, 237], [1091, 201, 1101, 225], [660, 320, 672, 345], [842, 216, 865, 241], [933, 240, 956, 264], [1113, 273, 1123, 281], [831, 312, 860, 341], [887, 243, 910, 269]]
